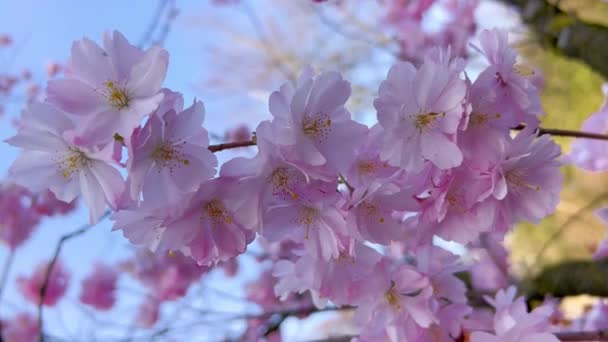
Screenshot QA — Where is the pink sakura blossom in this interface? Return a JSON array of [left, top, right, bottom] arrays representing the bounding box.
[[470, 233, 510, 292], [274, 243, 382, 307], [221, 120, 334, 204], [386, 246, 472, 341], [354, 259, 436, 337], [0, 185, 40, 250], [249, 269, 313, 312], [569, 84, 608, 171], [347, 183, 411, 245], [127, 94, 217, 206], [163, 177, 258, 265], [470, 28, 543, 129], [470, 287, 559, 342], [343, 124, 401, 189], [374, 58, 466, 172], [488, 128, 562, 227], [79, 263, 118, 310], [0, 313, 39, 342], [412, 169, 496, 244], [32, 189, 76, 216], [267, 68, 368, 174], [17, 260, 70, 307], [47, 30, 168, 145], [7, 102, 124, 223], [262, 181, 349, 261], [122, 249, 208, 301]]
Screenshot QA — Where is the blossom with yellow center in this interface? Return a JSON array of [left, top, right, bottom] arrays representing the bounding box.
[[58, 147, 90, 179], [414, 112, 445, 133], [104, 81, 130, 109]]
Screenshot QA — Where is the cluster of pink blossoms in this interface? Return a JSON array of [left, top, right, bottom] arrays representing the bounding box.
[[5, 28, 565, 340], [0, 184, 75, 250], [383, 0, 479, 64]]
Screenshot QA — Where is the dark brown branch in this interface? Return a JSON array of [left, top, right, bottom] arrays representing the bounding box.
[[556, 330, 608, 341], [309, 331, 608, 341], [37, 211, 111, 342], [513, 124, 608, 140], [207, 125, 608, 155], [208, 140, 256, 152]]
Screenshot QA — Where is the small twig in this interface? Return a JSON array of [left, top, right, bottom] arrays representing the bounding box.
[[153, 0, 178, 46], [208, 140, 256, 152], [338, 174, 354, 193], [513, 124, 608, 141], [556, 330, 608, 341], [138, 0, 169, 48], [0, 249, 14, 303], [37, 211, 111, 342]]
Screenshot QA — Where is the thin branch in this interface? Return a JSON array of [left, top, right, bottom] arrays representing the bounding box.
[[0, 249, 14, 303], [138, 0, 169, 48], [205, 125, 608, 154], [37, 211, 111, 342], [208, 140, 256, 152], [556, 330, 608, 341], [513, 124, 608, 141], [153, 0, 178, 46]]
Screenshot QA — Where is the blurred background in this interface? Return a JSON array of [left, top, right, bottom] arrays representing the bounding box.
[[1, 0, 608, 340]]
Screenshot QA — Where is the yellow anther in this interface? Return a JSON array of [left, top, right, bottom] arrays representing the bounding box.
[[204, 200, 233, 226], [302, 113, 332, 140], [506, 170, 540, 191], [297, 207, 318, 239], [469, 113, 501, 127], [414, 112, 445, 133], [384, 281, 401, 310], [59, 147, 90, 179], [105, 81, 130, 109], [151, 143, 190, 172], [269, 167, 299, 200]]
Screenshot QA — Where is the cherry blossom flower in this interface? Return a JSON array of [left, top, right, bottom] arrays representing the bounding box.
[[79, 263, 118, 310], [470, 287, 559, 342], [569, 84, 608, 172], [262, 181, 349, 261], [163, 177, 258, 265], [374, 58, 466, 171], [267, 68, 368, 175], [489, 128, 562, 227], [354, 260, 436, 336], [47, 30, 168, 145], [127, 95, 217, 205], [470, 28, 543, 128], [0, 313, 39, 342], [122, 249, 208, 301], [0, 184, 40, 250], [7, 102, 124, 223], [17, 260, 70, 307], [348, 183, 411, 245]]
